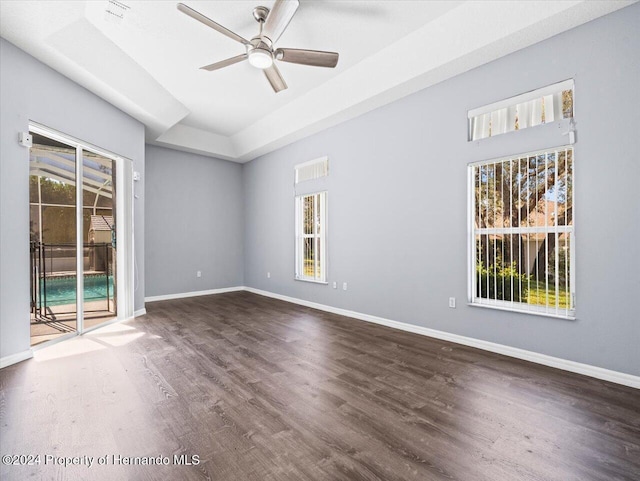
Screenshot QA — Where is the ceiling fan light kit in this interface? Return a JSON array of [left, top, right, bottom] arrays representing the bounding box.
[[248, 48, 273, 69], [177, 0, 339, 93]]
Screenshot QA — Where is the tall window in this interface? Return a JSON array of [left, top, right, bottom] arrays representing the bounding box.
[[469, 146, 574, 318], [295, 191, 327, 283]]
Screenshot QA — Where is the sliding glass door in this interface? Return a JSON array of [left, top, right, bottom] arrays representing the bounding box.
[[82, 149, 117, 330], [29, 133, 79, 345], [28, 127, 130, 346]]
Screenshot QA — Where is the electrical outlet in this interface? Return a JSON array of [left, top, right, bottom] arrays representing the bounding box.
[[449, 297, 456, 308], [267, 272, 271, 278], [332, 281, 337, 289], [343, 282, 347, 291], [197, 271, 202, 278]]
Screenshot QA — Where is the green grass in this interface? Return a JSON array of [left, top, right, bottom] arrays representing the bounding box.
[[526, 281, 570, 309], [303, 259, 318, 277]]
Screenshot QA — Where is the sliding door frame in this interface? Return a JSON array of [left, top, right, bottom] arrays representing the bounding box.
[[29, 121, 134, 340]]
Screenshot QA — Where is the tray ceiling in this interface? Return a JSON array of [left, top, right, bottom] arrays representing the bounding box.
[[0, 1, 633, 162]]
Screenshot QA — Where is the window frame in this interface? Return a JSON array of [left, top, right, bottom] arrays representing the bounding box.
[[467, 146, 576, 319], [295, 191, 328, 284]]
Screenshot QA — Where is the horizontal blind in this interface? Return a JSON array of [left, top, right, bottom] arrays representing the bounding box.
[[295, 157, 328, 184], [468, 80, 574, 141]]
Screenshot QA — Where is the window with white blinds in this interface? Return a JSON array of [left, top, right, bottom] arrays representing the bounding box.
[[295, 191, 327, 283], [469, 146, 575, 318], [295, 157, 328, 184], [468, 80, 574, 141]]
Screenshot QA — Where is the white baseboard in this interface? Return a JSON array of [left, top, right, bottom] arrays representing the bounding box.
[[145, 286, 245, 303], [0, 349, 34, 369], [244, 287, 640, 389], [134, 308, 147, 317]]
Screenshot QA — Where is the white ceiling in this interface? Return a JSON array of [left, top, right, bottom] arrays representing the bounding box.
[[0, 0, 634, 162]]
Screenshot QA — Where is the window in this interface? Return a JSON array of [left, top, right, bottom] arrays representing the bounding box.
[[468, 79, 574, 141], [295, 156, 328, 184], [469, 146, 574, 318], [295, 191, 327, 283]]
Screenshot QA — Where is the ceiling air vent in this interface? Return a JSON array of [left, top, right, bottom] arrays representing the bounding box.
[[104, 0, 130, 23]]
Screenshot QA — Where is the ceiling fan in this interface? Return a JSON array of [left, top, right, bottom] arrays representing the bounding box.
[[177, 0, 339, 93]]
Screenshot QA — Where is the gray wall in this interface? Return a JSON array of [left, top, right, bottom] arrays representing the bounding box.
[[145, 145, 244, 296], [0, 38, 145, 359], [243, 4, 640, 376]]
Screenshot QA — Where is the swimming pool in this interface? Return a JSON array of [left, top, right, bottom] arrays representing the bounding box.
[[39, 275, 115, 306]]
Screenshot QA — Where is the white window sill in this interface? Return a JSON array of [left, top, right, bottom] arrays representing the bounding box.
[[294, 277, 328, 285], [468, 301, 576, 320]]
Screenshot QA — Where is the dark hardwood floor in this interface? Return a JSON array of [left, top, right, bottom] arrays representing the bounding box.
[[1, 291, 639, 480]]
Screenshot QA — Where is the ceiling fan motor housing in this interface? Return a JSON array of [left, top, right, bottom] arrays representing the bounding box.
[[247, 37, 274, 69]]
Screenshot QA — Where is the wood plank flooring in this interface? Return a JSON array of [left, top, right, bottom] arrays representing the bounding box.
[[1, 291, 639, 480]]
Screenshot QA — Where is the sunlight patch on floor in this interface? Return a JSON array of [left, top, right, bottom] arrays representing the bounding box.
[[34, 322, 147, 360], [34, 336, 106, 362], [87, 322, 145, 347]]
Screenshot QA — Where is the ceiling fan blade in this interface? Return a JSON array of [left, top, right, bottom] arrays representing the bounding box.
[[263, 63, 288, 93], [275, 48, 339, 68], [262, 0, 299, 44], [177, 3, 250, 46], [200, 54, 248, 71]]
